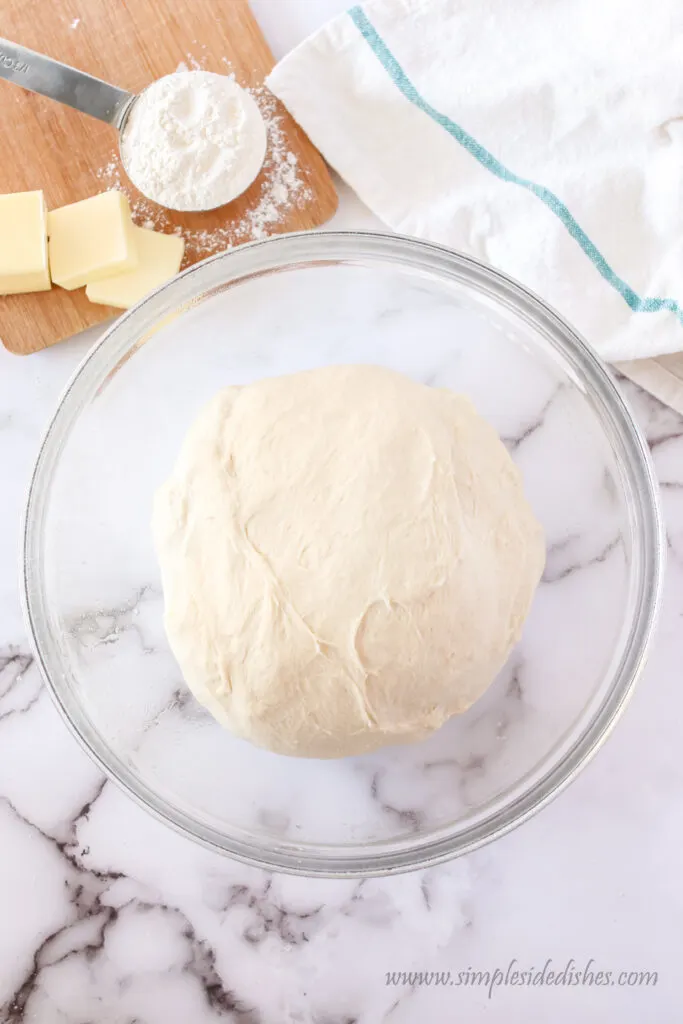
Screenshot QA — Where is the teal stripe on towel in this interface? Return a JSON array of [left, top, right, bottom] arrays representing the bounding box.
[[349, 5, 683, 327]]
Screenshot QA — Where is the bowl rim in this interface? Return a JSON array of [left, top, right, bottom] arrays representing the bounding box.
[[22, 229, 666, 877]]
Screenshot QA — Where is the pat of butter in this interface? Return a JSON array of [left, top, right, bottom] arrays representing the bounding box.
[[0, 190, 51, 294], [86, 226, 185, 309], [48, 191, 138, 290]]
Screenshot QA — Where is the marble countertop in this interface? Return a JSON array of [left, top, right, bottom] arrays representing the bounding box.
[[2, 2, 683, 1021]]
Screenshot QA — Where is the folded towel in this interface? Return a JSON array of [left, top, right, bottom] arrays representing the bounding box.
[[267, 0, 683, 363]]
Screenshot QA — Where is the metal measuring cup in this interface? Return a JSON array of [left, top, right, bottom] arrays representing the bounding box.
[[0, 37, 266, 212]]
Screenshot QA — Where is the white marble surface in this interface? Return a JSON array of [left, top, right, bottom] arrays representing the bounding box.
[[2, 2, 683, 1021]]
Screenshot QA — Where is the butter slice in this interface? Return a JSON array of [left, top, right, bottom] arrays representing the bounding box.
[[86, 226, 184, 309], [0, 190, 51, 294], [48, 191, 138, 290]]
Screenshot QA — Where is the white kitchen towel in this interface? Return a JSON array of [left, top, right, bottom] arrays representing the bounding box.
[[267, 0, 683, 362]]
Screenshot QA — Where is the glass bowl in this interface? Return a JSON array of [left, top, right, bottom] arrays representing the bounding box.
[[23, 231, 664, 877]]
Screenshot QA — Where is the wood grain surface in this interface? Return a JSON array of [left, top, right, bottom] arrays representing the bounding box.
[[0, 0, 337, 354]]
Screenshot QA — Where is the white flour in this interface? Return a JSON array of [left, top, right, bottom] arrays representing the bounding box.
[[120, 71, 267, 212], [98, 77, 310, 259]]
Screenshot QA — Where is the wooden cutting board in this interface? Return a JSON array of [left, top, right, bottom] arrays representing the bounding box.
[[0, 0, 338, 354]]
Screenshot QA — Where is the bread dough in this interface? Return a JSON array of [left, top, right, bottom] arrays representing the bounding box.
[[152, 365, 545, 758]]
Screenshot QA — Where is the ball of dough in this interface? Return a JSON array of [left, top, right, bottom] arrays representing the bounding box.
[[152, 365, 545, 758]]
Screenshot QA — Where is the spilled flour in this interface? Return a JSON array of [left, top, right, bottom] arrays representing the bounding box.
[[97, 57, 311, 261]]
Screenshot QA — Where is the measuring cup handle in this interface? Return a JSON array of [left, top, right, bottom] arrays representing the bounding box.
[[0, 38, 134, 128]]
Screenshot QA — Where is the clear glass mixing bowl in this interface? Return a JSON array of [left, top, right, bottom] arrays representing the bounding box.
[[23, 232, 664, 876]]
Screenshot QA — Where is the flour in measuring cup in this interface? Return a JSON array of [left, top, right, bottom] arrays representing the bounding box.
[[120, 71, 268, 212]]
